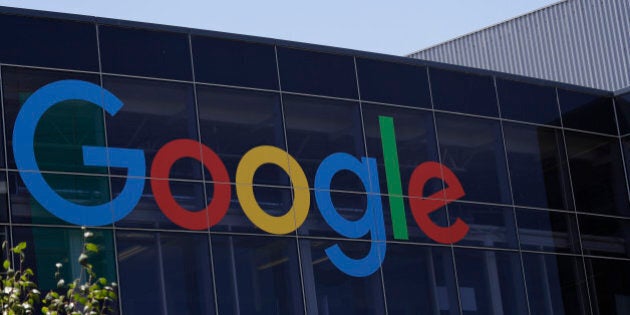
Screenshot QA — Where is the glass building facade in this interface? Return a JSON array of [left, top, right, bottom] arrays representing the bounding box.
[[0, 7, 629, 315]]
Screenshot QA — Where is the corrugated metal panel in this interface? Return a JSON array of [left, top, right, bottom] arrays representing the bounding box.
[[409, 0, 630, 91]]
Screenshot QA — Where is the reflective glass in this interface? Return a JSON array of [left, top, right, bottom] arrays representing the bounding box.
[[99, 25, 193, 80], [382, 244, 460, 315], [585, 258, 630, 315], [496, 78, 560, 125], [381, 195, 448, 244], [298, 191, 370, 238], [117, 231, 215, 315], [212, 235, 304, 314], [430, 68, 498, 117], [0, 173, 10, 223], [9, 171, 111, 226], [564, 131, 630, 216], [435, 113, 511, 204], [516, 208, 581, 254], [0, 14, 98, 71], [558, 88, 616, 135], [12, 227, 116, 291], [2, 67, 101, 173], [197, 86, 288, 186], [454, 248, 528, 315], [283, 95, 366, 191], [615, 92, 630, 136], [356, 58, 430, 108], [522, 253, 590, 315], [579, 214, 630, 259], [362, 104, 439, 197], [103, 76, 202, 180], [192, 36, 278, 89], [277, 47, 358, 99], [448, 202, 518, 249], [299, 239, 386, 315], [503, 122, 573, 210]]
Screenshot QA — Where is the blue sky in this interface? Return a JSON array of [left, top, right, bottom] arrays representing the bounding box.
[[0, 0, 560, 55]]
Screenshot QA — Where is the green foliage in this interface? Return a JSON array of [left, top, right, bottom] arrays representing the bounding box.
[[0, 228, 117, 315]]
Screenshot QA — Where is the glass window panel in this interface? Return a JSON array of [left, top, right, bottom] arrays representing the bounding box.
[[0, 173, 9, 223], [496, 78, 560, 125], [579, 214, 630, 259], [382, 195, 448, 244], [197, 85, 288, 186], [117, 231, 215, 315], [382, 244, 460, 315], [558, 88, 616, 135], [103, 76, 202, 180], [430, 68, 498, 117], [299, 239, 386, 315], [448, 202, 518, 249], [356, 58, 430, 108], [99, 25, 192, 80], [522, 253, 590, 315], [12, 227, 116, 292], [565, 131, 630, 216], [615, 92, 630, 136], [435, 113, 511, 204], [192, 36, 278, 89], [2, 67, 101, 173], [0, 14, 98, 71], [516, 208, 581, 254], [212, 235, 304, 314], [454, 248, 528, 315], [298, 191, 372, 239], [277, 47, 358, 99], [283, 95, 366, 191], [503, 122, 573, 210], [585, 257, 630, 315], [362, 104, 440, 197], [9, 171, 111, 226]]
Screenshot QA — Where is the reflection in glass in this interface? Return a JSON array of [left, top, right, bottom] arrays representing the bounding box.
[[117, 231, 215, 315], [454, 248, 528, 315], [496, 78, 560, 125], [448, 203, 518, 249], [299, 239, 385, 315], [558, 88, 616, 135], [382, 244, 460, 315], [516, 208, 581, 254], [299, 191, 370, 238], [585, 258, 630, 315], [213, 235, 304, 314], [503, 123, 573, 210], [579, 214, 630, 259], [564, 131, 629, 216], [522, 253, 589, 315], [430, 68, 498, 117], [435, 113, 511, 204], [615, 92, 630, 135]]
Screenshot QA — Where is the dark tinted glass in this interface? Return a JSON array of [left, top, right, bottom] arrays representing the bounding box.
[[2, 67, 101, 173], [299, 239, 386, 315], [298, 191, 370, 238], [283, 95, 366, 191], [197, 86, 288, 185], [558, 88, 616, 135], [564, 131, 629, 216], [503, 123, 573, 210], [0, 14, 98, 71], [382, 244, 460, 315], [103, 76, 201, 180], [0, 173, 9, 223], [192, 36, 278, 89], [9, 171, 111, 226], [277, 47, 358, 99], [430, 68, 498, 117], [213, 235, 304, 314], [13, 227, 116, 291], [362, 104, 439, 197], [454, 248, 528, 315], [448, 202, 518, 249], [117, 231, 215, 315], [615, 92, 630, 135], [516, 208, 581, 253], [579, 214, 630, 258], [435, 113, 511, 204], [99, 25, 192, 80], [356, 58, 430, 108], [522, 253, 590, 315], [497, 78, 560, 125], [382, 195, 448, 243], [585, 258, 630, 315]]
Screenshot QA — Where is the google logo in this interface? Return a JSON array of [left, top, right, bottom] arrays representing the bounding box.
[[13, 80, 469, 277]]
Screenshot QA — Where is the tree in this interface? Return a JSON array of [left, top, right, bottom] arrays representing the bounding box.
[[0, 227, 117, 315]]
